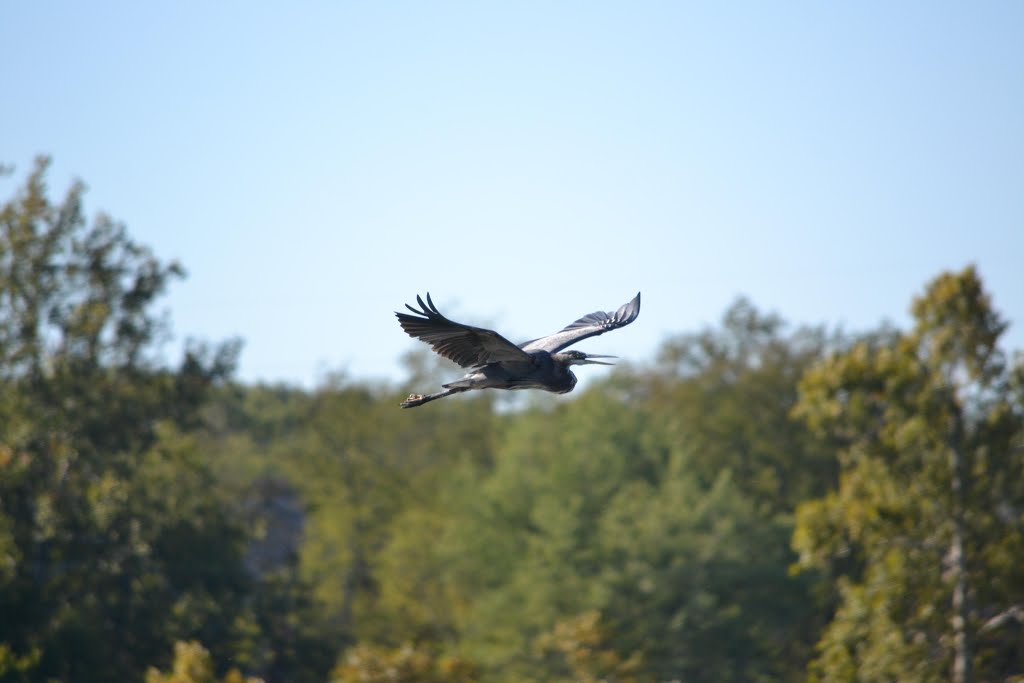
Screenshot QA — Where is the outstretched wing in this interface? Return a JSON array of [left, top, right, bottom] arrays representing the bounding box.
[[520, 292, 641, 354], [396, 293, 533, 368]]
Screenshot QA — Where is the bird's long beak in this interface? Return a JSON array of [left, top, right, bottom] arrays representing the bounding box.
[[582, 354, 617, 366]]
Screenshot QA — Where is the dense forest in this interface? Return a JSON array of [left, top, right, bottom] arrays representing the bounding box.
[[1, 158, 1022, 683]]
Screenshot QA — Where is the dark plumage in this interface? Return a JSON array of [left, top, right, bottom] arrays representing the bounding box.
[[395, 292, 640, 408]]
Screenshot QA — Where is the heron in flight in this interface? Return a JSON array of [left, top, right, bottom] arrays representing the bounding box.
[[396, 292, 640, 408]]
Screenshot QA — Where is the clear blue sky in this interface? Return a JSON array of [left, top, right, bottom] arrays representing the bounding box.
[[3, 2, 1022, 388]]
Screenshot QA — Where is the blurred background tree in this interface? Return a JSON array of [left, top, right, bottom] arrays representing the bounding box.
[[2, 159, 1021, 683], [0, 158, 329, 683], [792, 266, 1024, 683]]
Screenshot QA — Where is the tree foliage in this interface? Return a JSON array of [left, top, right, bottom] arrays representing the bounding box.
[[0, 158, 326, 683], [145, 641, 263, 683], [792, 266, 1024, 683], [329, 643, 479, 683], [4, 158, 1023, 683]]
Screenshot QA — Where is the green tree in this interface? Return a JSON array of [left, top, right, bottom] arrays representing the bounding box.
[[792, 266, 1024, 683], [196, 368, 501, 677], [442, 370, 820, 682], [275, 369, 497, 645], [596, 451, 808, 683], [146, 641, 262, 683], [0, 157, 246, 682], [194, 384, 357, 683], [439, 391, 654, 678], [649, 297, 837, 515], [534, 610, 646, 683], [329, 643, 479, 683]]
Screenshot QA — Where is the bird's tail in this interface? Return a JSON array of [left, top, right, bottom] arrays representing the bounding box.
[[400, 387, 468, 409]]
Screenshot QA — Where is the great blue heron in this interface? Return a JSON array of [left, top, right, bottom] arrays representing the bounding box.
[[396, 292, 640, 408]]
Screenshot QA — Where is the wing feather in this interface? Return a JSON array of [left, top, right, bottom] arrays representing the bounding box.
[[520, 292, 641, 354], [396, 293, 533, 368]]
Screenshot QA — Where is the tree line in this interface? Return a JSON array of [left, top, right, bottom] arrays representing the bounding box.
[[1, 158, 1022, 682]]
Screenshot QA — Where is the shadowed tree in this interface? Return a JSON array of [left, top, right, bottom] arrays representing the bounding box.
[[0, 157, 246, 682]]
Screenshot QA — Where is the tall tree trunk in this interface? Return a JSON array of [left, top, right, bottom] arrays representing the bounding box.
[[950, 506, 972, 683], [949, 409, 973, 683]]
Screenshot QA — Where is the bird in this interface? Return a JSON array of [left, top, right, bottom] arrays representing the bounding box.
[[395, 292, 640, 408]]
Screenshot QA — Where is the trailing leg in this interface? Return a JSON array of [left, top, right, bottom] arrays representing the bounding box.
[[400, 386, 469, 408]]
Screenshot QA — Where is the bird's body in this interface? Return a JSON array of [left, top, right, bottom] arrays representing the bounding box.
[[395, 292, 640, 408], [443, 350, 578, 393]]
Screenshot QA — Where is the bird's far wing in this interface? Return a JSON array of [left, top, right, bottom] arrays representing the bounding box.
[[520, 292, 641, 354], [396, 293, 534, 368]]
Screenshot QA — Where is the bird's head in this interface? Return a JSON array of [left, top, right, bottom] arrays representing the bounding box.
[[557, 350, 617, 366]]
